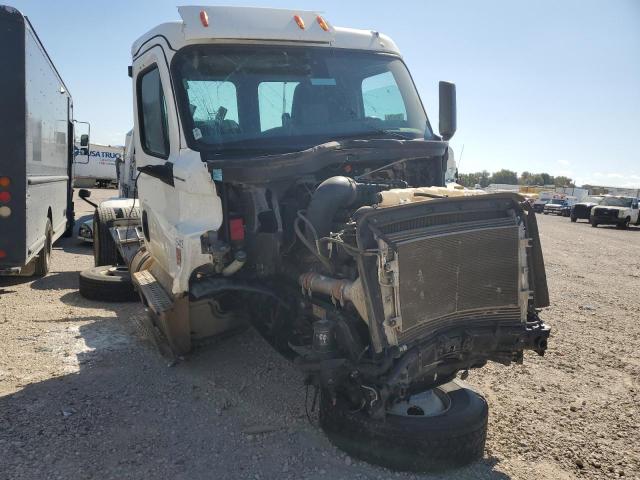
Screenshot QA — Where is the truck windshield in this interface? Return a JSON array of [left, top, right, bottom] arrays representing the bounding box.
[[550, 199, 565, 205], [172, 46, 431, 154], [600, 197, 632, 207]]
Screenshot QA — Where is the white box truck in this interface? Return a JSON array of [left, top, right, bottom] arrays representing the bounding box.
[[0, 5, 82, 276], [79, 6, 551, 471], [73, 143, 123, 188]]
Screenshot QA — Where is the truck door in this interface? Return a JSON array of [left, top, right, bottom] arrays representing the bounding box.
[[132, 46, 181, 270]]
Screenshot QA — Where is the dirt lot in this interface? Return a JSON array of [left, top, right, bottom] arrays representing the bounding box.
[[1, 190, 639, 480]]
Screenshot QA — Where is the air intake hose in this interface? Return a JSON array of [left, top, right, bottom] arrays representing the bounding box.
[[305, 176, 359, 248]]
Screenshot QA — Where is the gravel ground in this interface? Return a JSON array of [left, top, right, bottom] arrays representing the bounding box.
[[1, 190, 639, 480]]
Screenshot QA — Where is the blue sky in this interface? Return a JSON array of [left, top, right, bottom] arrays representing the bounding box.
[[11, 0, 640, 187]]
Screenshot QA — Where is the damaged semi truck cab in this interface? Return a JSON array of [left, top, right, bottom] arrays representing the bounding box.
[[127, 6, 550, 469]]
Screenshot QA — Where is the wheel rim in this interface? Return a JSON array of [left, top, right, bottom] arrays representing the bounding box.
[[102, 266, 130, 279], [387, 388, 451, 417]]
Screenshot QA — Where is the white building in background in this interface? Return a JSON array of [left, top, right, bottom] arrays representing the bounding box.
[[587, 186, 640, 197]]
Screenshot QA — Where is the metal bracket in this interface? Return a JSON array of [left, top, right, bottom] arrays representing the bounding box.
[[110, 225, 144, 266]]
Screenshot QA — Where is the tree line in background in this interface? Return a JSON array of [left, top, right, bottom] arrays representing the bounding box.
[[457, 169, 576, 188]]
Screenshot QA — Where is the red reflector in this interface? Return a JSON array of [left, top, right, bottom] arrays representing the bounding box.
[[0, 249, 6, 259], [229, 218, 245, 241], [293, 14, 305, 30], [200, 10, 209, 27], [0, 191, 10, 203]]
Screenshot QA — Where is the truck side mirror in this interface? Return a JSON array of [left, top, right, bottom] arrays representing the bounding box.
[[80, 134, 89, 147], [439, 81, 457, 141], [78, 189, 91, 199]]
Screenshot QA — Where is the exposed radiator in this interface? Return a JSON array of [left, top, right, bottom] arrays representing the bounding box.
[[379, 216, 526, 344]]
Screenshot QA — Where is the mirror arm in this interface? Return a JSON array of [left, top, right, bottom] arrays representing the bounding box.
[[79, 196, 98, 209]]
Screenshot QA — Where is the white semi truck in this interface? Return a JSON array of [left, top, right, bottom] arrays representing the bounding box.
[[79, 6, 551, 471], [0, 5, 83, 276], [77, 130, 138, 244]]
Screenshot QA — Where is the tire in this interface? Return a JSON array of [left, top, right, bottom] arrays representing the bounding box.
[[34, 219, 53, 277], [591, 219, 598, 228], [93, 206, 140, 266], [319, 380, 488, 472], [129, 247, 153, 274], [570, 215, 577, 223], [79, 265, 138, 302], [617, 218, 630, 230], [543, 212, 548, 215]]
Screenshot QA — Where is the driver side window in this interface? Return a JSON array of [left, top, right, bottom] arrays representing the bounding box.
[[138, 65, 169, 158]]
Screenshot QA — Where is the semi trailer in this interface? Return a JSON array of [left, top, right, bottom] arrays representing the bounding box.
[[73, 143, 123, 188], [0, 5, 83, 276], [79, 6, 551, 471]]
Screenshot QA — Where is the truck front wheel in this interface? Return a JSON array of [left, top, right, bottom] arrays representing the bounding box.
[[617, 218, 630, 229], [319, 380, 488, 472]]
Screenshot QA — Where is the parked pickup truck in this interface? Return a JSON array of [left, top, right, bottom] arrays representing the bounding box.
[[591, 196, 640, 229], [543, 198, 570, 216], [77, 6, 551, 472], [570, 195, 603, 223]]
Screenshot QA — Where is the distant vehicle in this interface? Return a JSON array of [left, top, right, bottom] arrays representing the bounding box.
[[570, 195, 603, 223], [591, 196, 640, 229], [0, 6, 84, 276], [532, 199, 548, 213], [73, 143, 123, 188], [543, 198, 570, 216], [532, 191, 555, 213], [77, 130, 137, 244]]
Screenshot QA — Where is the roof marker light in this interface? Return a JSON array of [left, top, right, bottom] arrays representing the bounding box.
[[293, 15, 305, 30], [200, 10, 209, 27], [316, 16, 329, 32]]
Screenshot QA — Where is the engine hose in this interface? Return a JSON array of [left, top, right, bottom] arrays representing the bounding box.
[[294, 215, 333, 272]]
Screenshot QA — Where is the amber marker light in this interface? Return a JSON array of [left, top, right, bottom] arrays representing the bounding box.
[[316, 16, 330, 31], [200, 10, 209, 27], [294, 15, 305, 30]]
